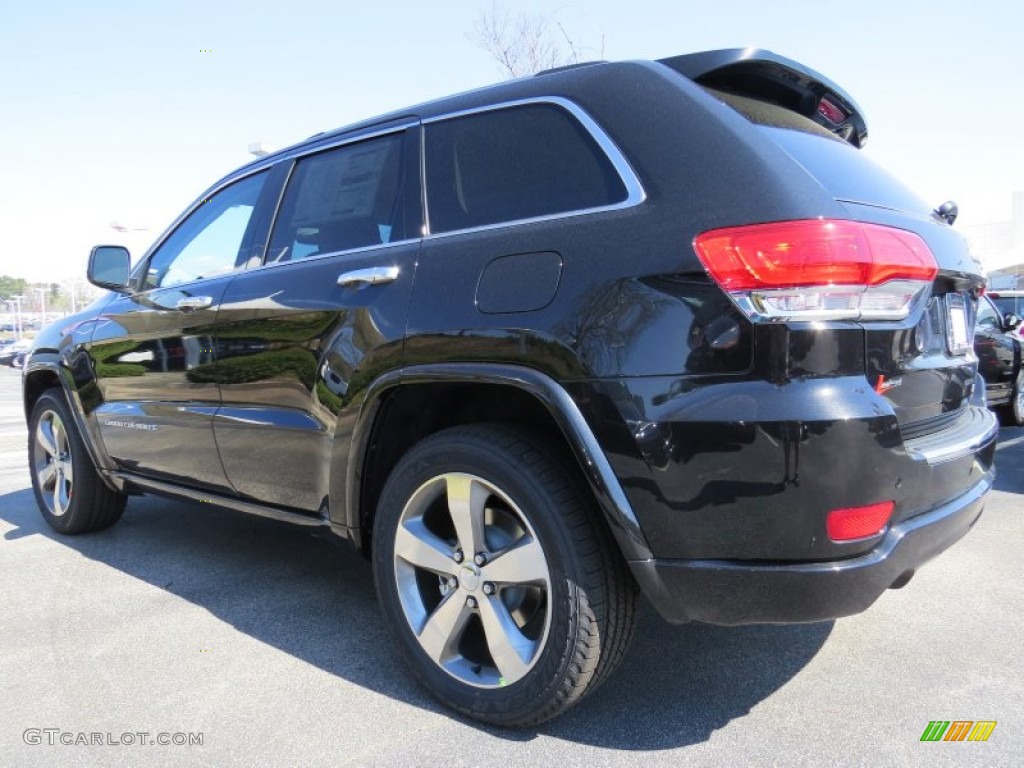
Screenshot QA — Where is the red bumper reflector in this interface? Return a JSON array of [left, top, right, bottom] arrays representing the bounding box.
[[827, 501, 894, 541]]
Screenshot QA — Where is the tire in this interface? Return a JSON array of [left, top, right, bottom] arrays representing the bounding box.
[[372, 424, 637, 727], [1000, 369, 1024, 427], [28, 388, 127, 534]]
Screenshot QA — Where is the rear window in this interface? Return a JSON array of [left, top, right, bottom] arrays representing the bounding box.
[[424, 103, 628, 234], [711, 89, 931, 215]]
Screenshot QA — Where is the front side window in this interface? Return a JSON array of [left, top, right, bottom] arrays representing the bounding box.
[[424, 103, 628, 234], [266, 132, 408, 263], [143, 171, 267, 290]]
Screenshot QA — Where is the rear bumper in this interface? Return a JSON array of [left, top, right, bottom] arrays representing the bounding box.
[[630, 470, 992, 625]]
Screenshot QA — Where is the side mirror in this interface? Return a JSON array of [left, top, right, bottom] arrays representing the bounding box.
[[88, 245, 132, 292], [1005, 313, 1022, 330]]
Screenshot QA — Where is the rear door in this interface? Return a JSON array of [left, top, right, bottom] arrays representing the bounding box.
[[211, 125, 421, 512], [89, 169, 274, 489]]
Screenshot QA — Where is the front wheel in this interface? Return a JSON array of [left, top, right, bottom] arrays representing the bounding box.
[[372, 424, 636, 727], [28, 389, 127, 534]]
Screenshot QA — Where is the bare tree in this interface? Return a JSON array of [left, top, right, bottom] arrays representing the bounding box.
[[470, 2, 602, 78]]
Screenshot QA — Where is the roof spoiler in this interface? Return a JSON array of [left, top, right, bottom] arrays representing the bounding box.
[[659, 48, 869, 148]]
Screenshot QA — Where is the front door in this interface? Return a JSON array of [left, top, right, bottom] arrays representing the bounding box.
[[89, 169, 273, 490]]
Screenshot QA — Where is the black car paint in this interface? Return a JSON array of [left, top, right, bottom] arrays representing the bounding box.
[[23, 52, 997, 626], [88, 275, 236, 489]]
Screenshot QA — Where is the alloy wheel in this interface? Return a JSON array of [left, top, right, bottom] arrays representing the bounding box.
[[32, 409, 74, 517], [392, 472, 551, 688]]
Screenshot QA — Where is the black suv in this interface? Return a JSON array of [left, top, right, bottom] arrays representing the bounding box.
[[23, 49, 997, 726]]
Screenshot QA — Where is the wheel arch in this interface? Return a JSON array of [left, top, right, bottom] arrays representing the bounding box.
[[23, 355, 123, 492], [22, 358, 63, 421], [337, 363, 652, 562]]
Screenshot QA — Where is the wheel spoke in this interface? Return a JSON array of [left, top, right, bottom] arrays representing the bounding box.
[[36, 418, 57, 458], [52, 468, 66, 516], [478, 595, 533, 683], [483, 536, 549, 586], [52, 417, 66, 456], [37, 462, 57, 490], [395, 519, 456, 576], [61, 458, 74, 487], [446, 475, 488, 556], [417, 593, 471, 664]]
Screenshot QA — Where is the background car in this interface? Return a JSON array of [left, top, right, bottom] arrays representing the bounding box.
[[0, 338, 31, 367], [974, 294, 1024, 425]]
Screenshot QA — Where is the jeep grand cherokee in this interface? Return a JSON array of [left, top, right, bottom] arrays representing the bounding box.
[[23, 49, 997, 726]]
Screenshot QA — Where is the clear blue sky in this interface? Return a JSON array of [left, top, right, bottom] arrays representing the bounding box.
[[1, 0, 1021, 283]]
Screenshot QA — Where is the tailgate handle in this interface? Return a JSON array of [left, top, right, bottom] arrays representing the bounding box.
[[337, 266, 400, 288], [176, 296, 213, 312]]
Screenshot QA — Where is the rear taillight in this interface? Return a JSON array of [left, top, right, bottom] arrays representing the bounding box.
[[693, 220, 938, 321], [827, 501, 894, 541]]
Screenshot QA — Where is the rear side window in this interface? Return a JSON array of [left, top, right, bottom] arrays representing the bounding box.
[[267, 132, 408, 263], [425, 103, 628, 234]]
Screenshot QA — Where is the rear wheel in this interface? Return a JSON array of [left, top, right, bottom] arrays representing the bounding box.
[[372, 424, 636, 727], [28, 389, 126, 534]]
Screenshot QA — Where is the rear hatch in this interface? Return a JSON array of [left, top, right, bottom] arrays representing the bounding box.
[[663, 49, 986, 435]]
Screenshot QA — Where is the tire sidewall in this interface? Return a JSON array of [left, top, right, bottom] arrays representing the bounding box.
[[372, 429, 589, 723]]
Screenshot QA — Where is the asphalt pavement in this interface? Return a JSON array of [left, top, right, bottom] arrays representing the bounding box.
[[0, 364, 1021, 767]]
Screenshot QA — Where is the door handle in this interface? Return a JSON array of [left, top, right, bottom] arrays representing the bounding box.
[[176, 296, 214, 311], [337, 266, 400, 288]]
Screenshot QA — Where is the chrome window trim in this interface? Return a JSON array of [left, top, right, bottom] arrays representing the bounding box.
[[421, 96, 646, 239], [136, 122, 420, 281], [137, 95, 647, 278]]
